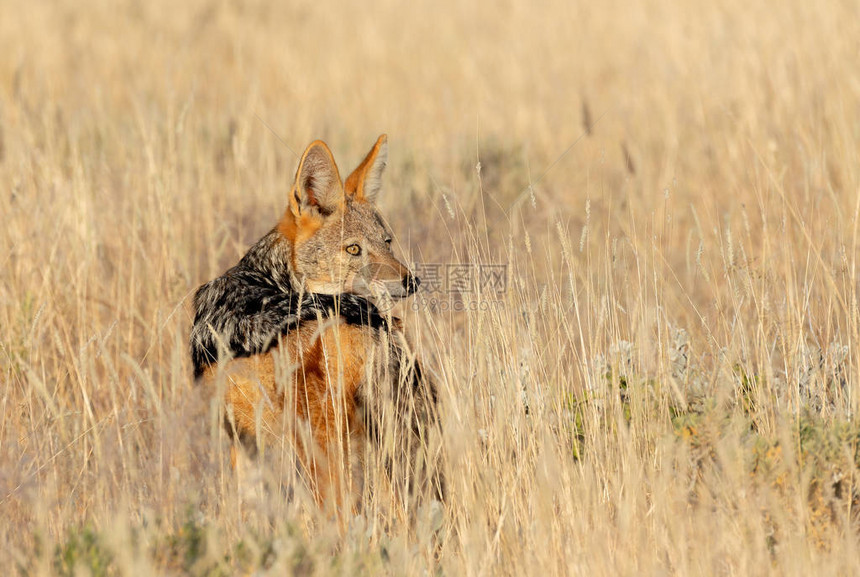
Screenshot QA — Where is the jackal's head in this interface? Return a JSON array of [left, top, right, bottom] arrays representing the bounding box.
[[278, 135, 420, 306]]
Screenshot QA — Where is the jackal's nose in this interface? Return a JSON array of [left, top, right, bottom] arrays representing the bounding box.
[[402, 274, 421, 295]]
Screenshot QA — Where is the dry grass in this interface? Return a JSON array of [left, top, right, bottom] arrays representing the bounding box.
[[2, 0, 860, 574]]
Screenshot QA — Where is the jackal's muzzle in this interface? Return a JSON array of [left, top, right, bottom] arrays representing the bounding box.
[[349, 262, 420, 309]]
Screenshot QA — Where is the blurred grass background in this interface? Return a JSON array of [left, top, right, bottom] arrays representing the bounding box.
[[1, 0, 860, 574]]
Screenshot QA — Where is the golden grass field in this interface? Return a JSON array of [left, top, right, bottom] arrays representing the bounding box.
[[2, 0, 860, 574]]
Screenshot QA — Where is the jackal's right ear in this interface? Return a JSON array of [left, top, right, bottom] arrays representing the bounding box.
[[344, 134, 388, 203], [289, 140, 344, 217]]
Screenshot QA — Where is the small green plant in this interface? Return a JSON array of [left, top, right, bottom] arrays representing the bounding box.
[[54, 527, 115, 577]]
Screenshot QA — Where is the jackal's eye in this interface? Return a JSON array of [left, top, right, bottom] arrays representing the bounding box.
[[384, 238, 392, 246], [345, 244, 362, 256]]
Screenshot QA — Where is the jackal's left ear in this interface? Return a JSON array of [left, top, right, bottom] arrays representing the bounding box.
[[344, 134, 388, 203], [290, 140, 344, 217]]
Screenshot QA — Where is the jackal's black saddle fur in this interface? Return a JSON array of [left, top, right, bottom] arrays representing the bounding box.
[[190, 265, 388, 379]]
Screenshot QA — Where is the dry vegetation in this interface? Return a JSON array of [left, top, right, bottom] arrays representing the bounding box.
[[2, 0, 860, 574]]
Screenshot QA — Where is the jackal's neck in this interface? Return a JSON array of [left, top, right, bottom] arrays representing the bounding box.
[[237, 228, 297, 293]]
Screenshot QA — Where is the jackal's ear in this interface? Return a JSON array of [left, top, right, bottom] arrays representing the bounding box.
[[344, 134, 388, 203], [290, 140, 344, 216]]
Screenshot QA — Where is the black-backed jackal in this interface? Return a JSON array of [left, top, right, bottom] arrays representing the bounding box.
[[190, 135, 442, 512]]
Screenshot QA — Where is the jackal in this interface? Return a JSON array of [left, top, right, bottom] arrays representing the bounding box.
[[190, 135, 441, 510]]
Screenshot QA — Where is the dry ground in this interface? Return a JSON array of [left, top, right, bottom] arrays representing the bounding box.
[[2, 0, 860, 574]]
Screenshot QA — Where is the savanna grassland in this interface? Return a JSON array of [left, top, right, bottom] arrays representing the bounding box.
[[2, 0, 860, 574]]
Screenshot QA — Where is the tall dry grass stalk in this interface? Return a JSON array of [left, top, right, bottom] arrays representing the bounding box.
[[1, 0, 859, 574]]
